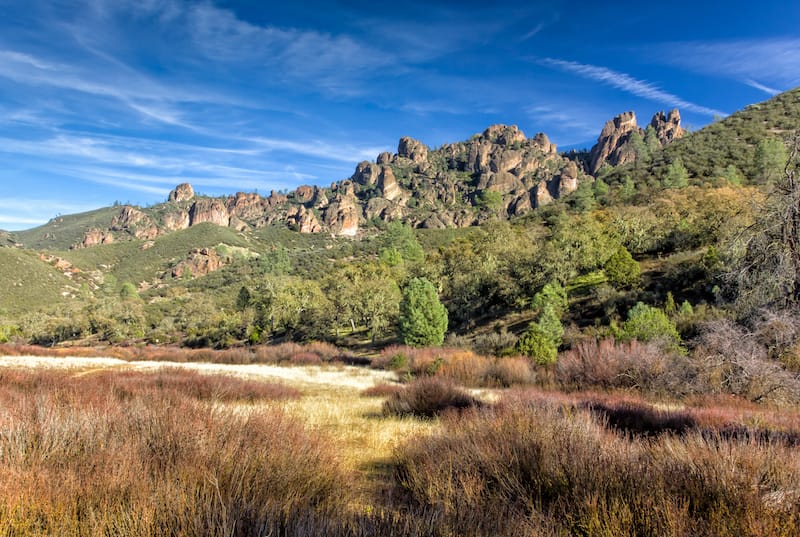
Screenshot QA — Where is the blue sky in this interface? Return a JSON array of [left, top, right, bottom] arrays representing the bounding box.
[[0, 0, 799, 230]]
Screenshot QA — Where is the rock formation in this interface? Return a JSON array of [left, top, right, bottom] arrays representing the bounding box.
[[76, 229, 114, 249], [171, 248, 226, 279], [168, 183, 195, 203], [189, 199, 230, 227], [588, 109, 684, 174], [651, 109, 684, 145], [63, 111, 690, 248], [588, 111, 640, 175]]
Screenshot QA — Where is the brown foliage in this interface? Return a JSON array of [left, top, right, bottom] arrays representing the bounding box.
[[383, 377, 482, 418], [0, 368, 352, 536]]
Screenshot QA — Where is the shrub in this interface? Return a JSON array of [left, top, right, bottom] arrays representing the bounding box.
[[393, 394, 800, 536], [516, 323, 558, 365], [556, 338, 696, 395], [360, 383, 403, 398], [488, 357, 534, 387], [693, 319, 800, 403], [383, 377, 482, 418], [603, 245, 640, 287], [621, 302, 682, 351]]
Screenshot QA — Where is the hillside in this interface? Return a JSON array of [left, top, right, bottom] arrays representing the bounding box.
[[0, 248, 75, 315], [0, 88, 798, 351], [604, 87, 800, 184]]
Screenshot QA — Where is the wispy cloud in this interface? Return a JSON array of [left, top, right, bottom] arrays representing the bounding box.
[[525, 104, 600, 141], [0, 199, 100, 230], [657, 38, 800, 92], [540, 58, 726, 117], [744, 79, 782, 96]]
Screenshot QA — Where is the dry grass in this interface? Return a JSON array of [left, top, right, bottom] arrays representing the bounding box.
[[0, 368, 352, 536], [393, 391, 800, 536], [3, 352, 800, 536], [0, 341, 354, 366]]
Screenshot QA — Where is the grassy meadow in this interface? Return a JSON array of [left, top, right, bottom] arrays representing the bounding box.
[[1, 344, 799, 536]]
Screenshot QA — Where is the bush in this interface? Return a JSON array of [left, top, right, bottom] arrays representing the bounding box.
[[488, 357, 534, 387], [621, 302, 682, 351], [556, 338, 696, 395], [693, 319, 800, 403], [604, 245, 640, 288], [383, 377, 482, 418], [392, 394, 800, 536], [516, 323, 558, 365]]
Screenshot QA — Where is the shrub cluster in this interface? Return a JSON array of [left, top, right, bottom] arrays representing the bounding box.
[[374, 345, 534, 387], [393, 393, 800, 536]]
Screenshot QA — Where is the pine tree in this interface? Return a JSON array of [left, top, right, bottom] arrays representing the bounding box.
[[398, 278, 448, 347]]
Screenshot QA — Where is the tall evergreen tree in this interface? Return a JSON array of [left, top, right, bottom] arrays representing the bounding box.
[[399, 278, 448, 347]]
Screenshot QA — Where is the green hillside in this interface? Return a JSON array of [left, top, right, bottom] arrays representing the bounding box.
[[60, 223, 253, 286], [606, 88, 800, 184], [15, 207, 123, 250], [0, 248, 73, 315]]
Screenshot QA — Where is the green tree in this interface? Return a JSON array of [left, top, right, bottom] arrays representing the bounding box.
[[259, 245, 291, 275], [754, 138, 788, 184], [603, 246, 640, 288], [531, 282, 568, 317], [621, 302, 681, 350], [476, 189, 504, 212], [536, 303, 564, 347], [399, 278, 448, 347], [119, 281, 139, 301], [516, 323, 558, 365], [381, 222, 425, 264], [628, 130, 649, 162], [662, 157, 689, 189], [644, 125, 661, 153], [236, 286, 252, 311], [722, 164, 744, 186]]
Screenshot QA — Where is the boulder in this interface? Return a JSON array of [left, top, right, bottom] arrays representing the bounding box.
[[168, 183, 195, 203], [397, 136, 429, 163], [171, 248, 226, 279]]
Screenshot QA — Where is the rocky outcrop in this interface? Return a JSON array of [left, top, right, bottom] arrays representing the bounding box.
[[66, 111, 692, 247], [189, 199, 230, 227], [286, 206, 323, 233], [397, 136, 429, 164], [75, 229, 114, 249], [163, 210, 190, 231], [651, 109, 684, 145], [323, 181, 359, 236], [588, 111, 640, 174], [171, 248, 226, 279], [558, 161, 580, 197], [588, 109, 684, 174], [111, 206, 159, 240], [168, 183, 195, 203], [378, 166, 403, 201]]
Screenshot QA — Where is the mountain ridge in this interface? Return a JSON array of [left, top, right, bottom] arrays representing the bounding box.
[[9, 108, 690, 250]]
